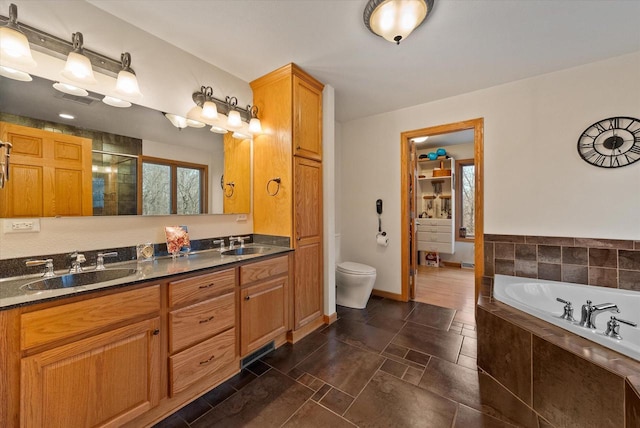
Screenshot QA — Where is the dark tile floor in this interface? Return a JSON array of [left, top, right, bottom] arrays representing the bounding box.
[[154, 296, 544, 428]]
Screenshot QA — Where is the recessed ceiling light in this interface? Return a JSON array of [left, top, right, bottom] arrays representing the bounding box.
[[412, 136, 429, 143], [52, 82, 88, 97], [102, 96, 131, 108], [59, 113, 75, 120]]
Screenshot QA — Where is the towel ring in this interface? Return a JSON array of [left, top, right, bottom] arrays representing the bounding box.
[[267, 177, 281, 196], [224, 182, 235, 198]]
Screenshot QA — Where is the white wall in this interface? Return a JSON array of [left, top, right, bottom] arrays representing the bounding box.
[[340, 52, 640, 295], [323, 85, 336, 317]]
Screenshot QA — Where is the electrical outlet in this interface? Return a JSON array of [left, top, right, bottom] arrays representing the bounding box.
[[236, 214, 247, 222], [3, 218, 41, 233]]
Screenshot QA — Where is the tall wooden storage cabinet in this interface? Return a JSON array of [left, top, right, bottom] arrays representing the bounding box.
[[251, 64, 324, 338]]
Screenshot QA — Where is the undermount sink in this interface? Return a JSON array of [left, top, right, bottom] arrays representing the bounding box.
[[21, 268, 138, 291], [221, 246, 272, 257]]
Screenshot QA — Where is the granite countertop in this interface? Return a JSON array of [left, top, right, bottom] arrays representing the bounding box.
[[0, 244, 292, 310]]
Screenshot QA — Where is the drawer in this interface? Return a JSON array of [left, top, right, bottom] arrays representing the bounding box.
[[418, 232, 451, 243], [418, 242, 453, 254], [169, 268, 236, 308], [169, 327, 236, 395], [21, 285, 160, 350], [436, 225, 451, 233], [169, 292, 235, 353], [240, 255, 288, 286], [418, 219, 451, 227]]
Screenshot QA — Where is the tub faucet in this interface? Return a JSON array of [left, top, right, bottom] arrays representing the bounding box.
[[579, 300, 619, 329]]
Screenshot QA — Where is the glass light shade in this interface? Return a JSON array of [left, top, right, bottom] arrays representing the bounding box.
[[115, 69, 142, 98], [0, 26, 36, 68], [186, 119, 205, 128], [164, 113, 188, 129], [249, 117, 262, 134], [369, 0, 428, 43], [0, 65, 31, 81], [232, 131, 251, 139], [210, 126, 228, 134], [202, 100, 218, 119], [227, 109, 242, 128], [61, 51, 97, 84], [102, 96, 131, 108], [186, 105, 207, 123], [53, 82, 88, 97]]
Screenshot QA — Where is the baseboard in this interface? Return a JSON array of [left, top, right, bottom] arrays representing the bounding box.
[[287, 316, 324, 344], [323, 312, 337, 325], [371, 289, 404, 301], [442, 261, 462, 268]]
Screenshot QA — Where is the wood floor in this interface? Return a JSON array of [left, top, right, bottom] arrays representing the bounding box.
[[413, 265, 476, 326]]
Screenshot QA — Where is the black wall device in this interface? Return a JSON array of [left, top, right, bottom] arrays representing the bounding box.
[[376, 199, 383, 215]]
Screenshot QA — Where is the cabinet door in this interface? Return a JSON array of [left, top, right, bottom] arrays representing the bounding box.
[[292, 75, 322, 161], [293, 157, 323, 328], [21, 318, 161, 428], [240, 277, 288, 356]]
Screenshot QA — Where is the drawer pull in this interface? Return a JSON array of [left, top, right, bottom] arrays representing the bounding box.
[[199, 355, 216, 365], [199, 283, 215, 289], [152, 329, 160, 336], [244, 295, 251, 300], [199, 316, 215, 324]]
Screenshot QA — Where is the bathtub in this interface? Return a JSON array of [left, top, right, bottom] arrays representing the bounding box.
[[493, 275, 640, 362]]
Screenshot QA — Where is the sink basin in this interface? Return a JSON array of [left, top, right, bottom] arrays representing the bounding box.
[[221, 246, 272, 257], [22, 268, 138, 291]]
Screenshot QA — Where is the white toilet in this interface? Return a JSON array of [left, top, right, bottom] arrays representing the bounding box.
[[336, 261, 377, 309]]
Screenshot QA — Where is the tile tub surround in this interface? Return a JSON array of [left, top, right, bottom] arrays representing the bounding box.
[[477, 296, 640, 428], [153, 296, 556, 428], [483, 234, 640, 290]]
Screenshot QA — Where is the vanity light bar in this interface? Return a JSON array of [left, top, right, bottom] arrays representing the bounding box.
[[0, 13, 122, 77]]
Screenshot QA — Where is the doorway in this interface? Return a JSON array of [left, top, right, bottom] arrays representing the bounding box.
[[399, 118, 484, 310]]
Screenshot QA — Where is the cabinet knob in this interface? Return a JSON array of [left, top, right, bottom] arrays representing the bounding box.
[[244, 295, 251, 301], [152, 329, 160, 336]]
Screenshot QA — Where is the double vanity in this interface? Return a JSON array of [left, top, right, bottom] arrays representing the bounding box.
[[0, 244, 296, 427]]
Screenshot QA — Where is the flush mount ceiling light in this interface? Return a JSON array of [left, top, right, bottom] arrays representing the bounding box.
[[58, 113, 75, 120], [364, 0, 435, 45], [115, 52, 142, 99], [61, 32, 97, 85], [0, 3, 36, 72], [412, 136, 429, 143]]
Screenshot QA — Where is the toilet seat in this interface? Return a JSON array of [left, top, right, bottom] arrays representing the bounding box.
[[336, 262, 376, 275]]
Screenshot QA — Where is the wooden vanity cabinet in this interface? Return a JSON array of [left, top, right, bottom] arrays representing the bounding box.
[[167, 269, 238, 396], [239, 255, 291, 356], [19, 286, 161, 428]]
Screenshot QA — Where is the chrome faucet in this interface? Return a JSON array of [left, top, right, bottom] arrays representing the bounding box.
[[25, 259, 55, 277], [228, 237, 239, 250], [579, 300, 619, 329], [68, 250, 86, 273], [96, 252, 118, 270], [213, 239, 225, 251]]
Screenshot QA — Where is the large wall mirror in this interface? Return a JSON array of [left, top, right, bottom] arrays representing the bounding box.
[[0, 74, 251, 217]]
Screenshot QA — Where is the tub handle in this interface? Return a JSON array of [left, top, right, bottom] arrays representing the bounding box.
[[556, 298, 576, 322], [604, 316, 637, 340]]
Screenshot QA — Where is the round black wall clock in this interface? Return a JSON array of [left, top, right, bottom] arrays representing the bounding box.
[[577, 116, 640, 168]]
